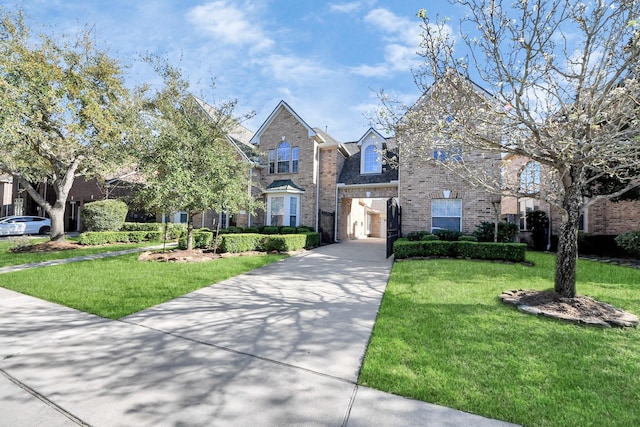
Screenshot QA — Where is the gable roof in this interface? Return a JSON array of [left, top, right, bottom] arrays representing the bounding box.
[[356, 128, 388, 147], [192, 95, 258, 164], [250, 100, 317, 145]]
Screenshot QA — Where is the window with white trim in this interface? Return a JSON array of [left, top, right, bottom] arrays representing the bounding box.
[[360, 140, 382, 174], [267, 194, 300, 227], [431, 199, 462, 232], [269, 142, 299, 174]]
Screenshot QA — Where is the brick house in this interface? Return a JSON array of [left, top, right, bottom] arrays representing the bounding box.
[[502, 153, 640, 246]]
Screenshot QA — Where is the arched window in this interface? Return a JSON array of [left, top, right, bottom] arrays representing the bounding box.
[[520, 161, 541, 194], [363, 145, 380, 173], [277, 141, 290, 173]]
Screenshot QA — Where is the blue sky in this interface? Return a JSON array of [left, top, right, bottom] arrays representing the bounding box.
[[13, 1, 463, 141]]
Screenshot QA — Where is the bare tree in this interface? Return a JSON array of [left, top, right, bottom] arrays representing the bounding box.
[[382, 0, 640, 298]]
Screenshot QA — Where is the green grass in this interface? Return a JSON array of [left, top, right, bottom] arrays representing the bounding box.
[[359, 252, 640, 427], [1, 252, 286, 319], [0, 239, 167, 267]]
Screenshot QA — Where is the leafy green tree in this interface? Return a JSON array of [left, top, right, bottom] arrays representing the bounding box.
[[136, 60, 258, 250], [381, 1, 640, 298], [0, 9, 139, 241]]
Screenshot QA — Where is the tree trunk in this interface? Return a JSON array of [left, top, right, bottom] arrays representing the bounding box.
[[48, 203, 66, 242], [186, 222, 194, 251], [554, 190, 582, 298]]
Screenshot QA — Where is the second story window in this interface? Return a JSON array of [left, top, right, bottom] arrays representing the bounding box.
[[292, 147, 299, 173], [269, 141, 298, 174], [520, 161, 541, 194], [363, 145, 379, 173]]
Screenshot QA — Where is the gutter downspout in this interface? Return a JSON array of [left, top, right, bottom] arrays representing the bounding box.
[[334, 184, 340, 242], [248, 168, 253, 228], [315, 145, 320, 232]]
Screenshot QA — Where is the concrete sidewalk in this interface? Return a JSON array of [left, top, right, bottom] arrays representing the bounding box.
[[0, 239, 518, 426]]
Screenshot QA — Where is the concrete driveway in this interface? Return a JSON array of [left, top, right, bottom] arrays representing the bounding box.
[[0, 238, 517, 426]]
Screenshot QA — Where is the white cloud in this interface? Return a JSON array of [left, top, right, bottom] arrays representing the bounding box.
[[329, 2, 363, 14], [186, 1, 274, 52], [259, 54, 334, 85], [350, 7, 423, 77]]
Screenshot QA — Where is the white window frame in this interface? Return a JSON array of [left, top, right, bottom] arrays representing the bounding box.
[[431, 199, 462, 232], [360, 140, 382, 174], [266, 193, 301, 227]]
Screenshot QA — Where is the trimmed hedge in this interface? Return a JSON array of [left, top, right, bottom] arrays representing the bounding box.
[[78, 231, 161, 245], [264, 234, 308, 252], [577, 233, 628, 257], [81, 199, 128, 232], [262, 226, 280, 235], [394, 239, 526, 262], [121, 222, 162, 232], [220, 233, 264, 253], [280, 226, 297, 234], [216, 232, 321, 253]]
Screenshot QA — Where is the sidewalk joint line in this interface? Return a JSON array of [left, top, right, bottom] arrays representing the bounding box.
[[119, 319, 357, 386], [0, 368, 90, 426]]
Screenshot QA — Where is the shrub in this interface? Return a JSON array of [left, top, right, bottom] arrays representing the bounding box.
[[406, 231, 431, 241], [78, 231, 161, 245], [458, 235, 478, 242], [262, 226, 280, 235], [220, 233, 265, 253], [393, 239, 526, 262], [526, 210, 549, 250], [578, 233, 627, 257], [225, 226, 244, 234], [280, 226, 297, 234], [473, 221, 519, 243], [296, 225, 314, 232], [420, 234, 439, 241], [178, 231, 214, 250], [432, 229, 463, 241], [163, 223, 187, 240], [81, 199, 128, 232], [615, 231, 640, 257], [244, 227, 260, 234], [300, 232, 320, 249], [121, 222, 162, 232], [264, 234, 308, 252]]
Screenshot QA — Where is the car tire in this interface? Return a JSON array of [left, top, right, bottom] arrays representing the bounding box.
[[39, 226, 51, 235]]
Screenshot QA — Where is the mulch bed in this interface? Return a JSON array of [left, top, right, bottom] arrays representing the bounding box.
[[501, 289, 639, 328]]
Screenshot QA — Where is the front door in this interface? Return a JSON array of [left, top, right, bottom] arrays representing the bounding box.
[[386, 197, 400, 258]]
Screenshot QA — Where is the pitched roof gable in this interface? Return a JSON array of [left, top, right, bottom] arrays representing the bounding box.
[[250, 100, 317, 145], [191, 95, 258, 163], [356, 128, 388, 147]]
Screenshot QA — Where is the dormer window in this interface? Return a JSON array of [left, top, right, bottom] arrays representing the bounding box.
[[361, 141, 382, 174]]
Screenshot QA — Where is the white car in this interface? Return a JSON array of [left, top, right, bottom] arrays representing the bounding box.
[[0, 216, 51, 236]]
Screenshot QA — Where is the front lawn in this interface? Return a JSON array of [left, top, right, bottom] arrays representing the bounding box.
[[359, 252, 640, 427], [0, 239, 166, 267], [0, 252, 286, 319]]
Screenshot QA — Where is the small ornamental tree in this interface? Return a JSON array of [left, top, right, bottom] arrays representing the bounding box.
[[0, 9, 140, 241], [136, 59, 259, 250], [379, 1, 640, 298]]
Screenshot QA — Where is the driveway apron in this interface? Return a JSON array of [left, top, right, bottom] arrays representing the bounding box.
[[0, 238, 518, 426]]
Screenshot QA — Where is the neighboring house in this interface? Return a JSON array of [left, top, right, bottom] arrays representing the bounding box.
[[0, 174, 13, 217], [502, 153, 640, 245], [7, 87, 638, 244], [395, 75, 503, 237]]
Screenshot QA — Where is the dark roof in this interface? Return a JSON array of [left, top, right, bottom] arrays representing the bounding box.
[[338, 151, 398, 185], [265, 179, 305, 192]]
